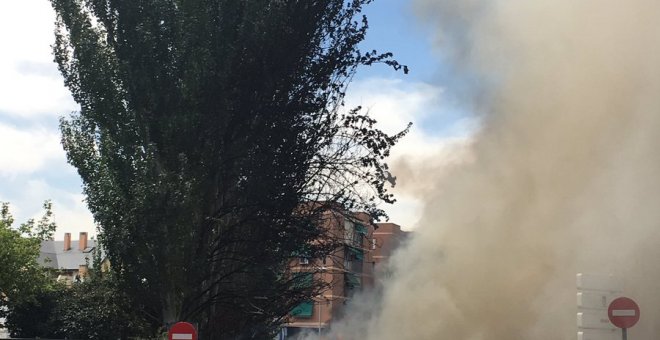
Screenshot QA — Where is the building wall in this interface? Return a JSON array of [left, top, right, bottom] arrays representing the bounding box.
[[286, 211, 378, 335], [372, 222, 408, 267], [40, 232, 99, 286]]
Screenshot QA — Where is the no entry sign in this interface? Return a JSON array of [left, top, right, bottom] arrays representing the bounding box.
[[608, 297, 640, 329], [168, 322, 198, 340]]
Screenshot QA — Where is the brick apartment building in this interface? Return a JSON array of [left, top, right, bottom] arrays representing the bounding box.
[[372, 222, 409, 268], [280, 213, 408, 339]]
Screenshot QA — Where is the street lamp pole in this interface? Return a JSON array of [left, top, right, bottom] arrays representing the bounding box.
[[318, 266, 328, 339]]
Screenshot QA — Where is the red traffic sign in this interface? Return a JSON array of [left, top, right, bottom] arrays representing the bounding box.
[[168, 321, 197, 340], [608, 297, 640, 329]]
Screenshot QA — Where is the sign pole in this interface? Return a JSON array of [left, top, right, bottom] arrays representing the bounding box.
[[622, 328, 627, 340]]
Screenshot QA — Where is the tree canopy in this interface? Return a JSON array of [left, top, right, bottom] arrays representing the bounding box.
[[51, 0, 409, 337], [56, 261, 154, 340], [0, 201, 58, 337], [0, 201, 56, 305], [4, 245, 153, 339]]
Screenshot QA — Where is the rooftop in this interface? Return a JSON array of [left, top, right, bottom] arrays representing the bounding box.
[[39, 233, 97, 270]]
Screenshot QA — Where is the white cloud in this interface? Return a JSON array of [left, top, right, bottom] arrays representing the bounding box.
[[0, 1, 55, 64], [0, 68, 77, 117], [3, 179, 95, 240], [345, 78, 476, 158], [346, 78, 441, 135], [345, 77, 476, 229], [0, 0, 78, 117], [0, 122, 66, 176], [49, 191, 96, 241], [0, 2, 92, 239]]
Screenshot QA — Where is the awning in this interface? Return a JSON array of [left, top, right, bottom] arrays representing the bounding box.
[[291, 301, 313, 318]]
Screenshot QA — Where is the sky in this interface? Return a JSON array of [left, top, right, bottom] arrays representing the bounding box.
[[0, 0, 472, 239]]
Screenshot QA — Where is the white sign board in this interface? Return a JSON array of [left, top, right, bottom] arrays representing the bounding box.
[[577, 273, 623, 292], [577, 311, 616, 330], [577, 291, 617, 310], [578, 329, 619, 340]]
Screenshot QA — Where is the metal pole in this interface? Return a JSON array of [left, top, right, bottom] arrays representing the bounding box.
[[622, 328, 627, 340], [318, 299, 322, 338]]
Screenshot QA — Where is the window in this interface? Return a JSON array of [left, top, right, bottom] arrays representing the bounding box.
[[348, 245, 364, 261], [355, 223, 368, 235], [345, 272, 361, 289], [299, 257, 309, 265], [371, 238, 377, 250], [344, 220, 354, 244]]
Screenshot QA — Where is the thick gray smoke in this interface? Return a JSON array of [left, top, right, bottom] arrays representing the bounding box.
[[326, 1, 660, 339]]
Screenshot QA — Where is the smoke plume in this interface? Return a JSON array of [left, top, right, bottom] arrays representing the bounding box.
[[330, 1, 660, 339]]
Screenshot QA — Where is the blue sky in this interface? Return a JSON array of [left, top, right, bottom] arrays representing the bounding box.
[[0, 0, 473, 238], [358, 0, 438, 82]]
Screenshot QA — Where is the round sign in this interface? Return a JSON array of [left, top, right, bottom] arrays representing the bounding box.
[[608, 297, 640, 329], [168, 321, 197, 340]]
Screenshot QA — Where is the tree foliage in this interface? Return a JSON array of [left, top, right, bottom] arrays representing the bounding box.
[[0, 201, 56, 305], [4, 240, 154, 339], [3, 285, 65, 339], [57, 270, 154, 339], [51, 0, 409, 338], [0, 201, 59, 337], [5, 269, 153, 340]]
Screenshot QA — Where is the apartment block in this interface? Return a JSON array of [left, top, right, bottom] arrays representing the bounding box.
[[281, 214, 408, 339], [280, 211, 372, 339]]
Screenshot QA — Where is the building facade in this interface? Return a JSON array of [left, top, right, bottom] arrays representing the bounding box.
[[39, 232, 97, 284], [372, 222, 409, 268], [282, 214, 408, 338], [283, 211, 374, 338]]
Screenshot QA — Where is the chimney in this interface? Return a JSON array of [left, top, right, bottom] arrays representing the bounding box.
[[79, 232, 88, 251], [64, 233, 71, 251]]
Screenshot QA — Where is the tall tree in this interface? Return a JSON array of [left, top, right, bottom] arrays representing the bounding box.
[[51, 0, 408, 337]]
